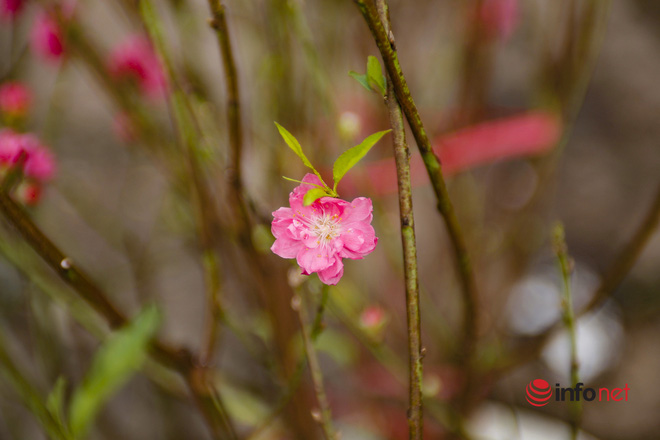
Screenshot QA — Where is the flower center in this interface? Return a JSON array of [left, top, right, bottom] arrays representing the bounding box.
[[310, 213, 341, 243]]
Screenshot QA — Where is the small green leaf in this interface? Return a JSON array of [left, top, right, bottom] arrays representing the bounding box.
[[349, 71, 371, 92], [69, 306, 161, 438], [333, 129, 391, 192], [274, 122, 316, 172], [367, 56, 386, 96], [303, 188, 330, 206], [275, 123, 331, 189], [46, 377, 68, 432]]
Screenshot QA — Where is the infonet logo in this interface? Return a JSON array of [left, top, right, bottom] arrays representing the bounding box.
[[526, 379, 553, 406], [526, 379, 630, 406]]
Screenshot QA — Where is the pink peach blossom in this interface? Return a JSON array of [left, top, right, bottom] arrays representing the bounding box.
[[30, 11, 65, 61], [108, 35, 167, 100], [271, 173, 377, 285], [0, 81, 32, 118]]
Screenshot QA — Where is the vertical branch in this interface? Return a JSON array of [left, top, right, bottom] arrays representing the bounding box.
[[205, 4, 321, 437], [293, 286, 336, 440], [207, 0, 244, 198], [375, 1, 423, 437], [505, 181, 660, 370], [138, 2, 238, 438], [353, 0, 478, 363], [553, 223, 581, 439]]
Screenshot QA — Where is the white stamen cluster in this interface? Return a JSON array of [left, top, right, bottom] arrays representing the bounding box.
[[310, 213, 342, 243]]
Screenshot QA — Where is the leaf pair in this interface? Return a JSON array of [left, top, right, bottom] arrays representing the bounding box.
[[349, 55, 386, 96], [275, 123, 390, 206]]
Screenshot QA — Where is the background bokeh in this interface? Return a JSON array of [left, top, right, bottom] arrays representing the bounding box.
[[1, 0, 659, 439]]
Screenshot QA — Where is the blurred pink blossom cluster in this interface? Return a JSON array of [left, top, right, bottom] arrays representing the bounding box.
[[0, 82, 32, 120], [0, 129, 56, 205], [108, 35, 167, 100]]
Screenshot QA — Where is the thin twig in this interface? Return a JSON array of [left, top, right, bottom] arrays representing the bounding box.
[[246, 285, 331, 440], [553, 224, 581, 439], [206, 0, 254, 241], [207, 0, 243, 194], [293, 286, 336, 440], [352, 0, 478, 364], [504, 181, 660, 370], [138, 1, 237, 438], [376, 0, 423, 436], [0, 332, 72, 440]]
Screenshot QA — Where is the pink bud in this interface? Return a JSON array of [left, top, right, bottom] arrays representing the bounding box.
[[30, 11, 65, 62], [359, 306, 386, 329], [1, 0, 24, 20], [0, 81, 32, 118], [108, 35, 167, 100], [17, 182, 42, 205]]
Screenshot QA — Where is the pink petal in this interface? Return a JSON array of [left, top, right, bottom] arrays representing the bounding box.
[[317, 256, 344, 285], [296, 246, 334, 274]]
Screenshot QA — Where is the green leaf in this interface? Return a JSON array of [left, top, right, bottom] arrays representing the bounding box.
[[46, 377, 68, 432], [332, 129, 391, 192], [349, 71, 371, 92], [303, 188, 330, 206], [274, 122, 316, 172], [366, 56, 386, 96], [69, 306, 161, 438]]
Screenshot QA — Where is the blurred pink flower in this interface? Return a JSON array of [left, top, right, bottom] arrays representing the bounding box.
[[1, 0, 24, 19], [0, 129, 56, 182], [337, 111, 561, 197], [479, 0, 519, 40], [0, 81, 32, 118], [23, 146, 56, 181], [108, 36, 167, 99], [271, 173, 377, 285], [360, 306, 386, 329], [0, 129, 23, 165], [30, 11, 65, 61]]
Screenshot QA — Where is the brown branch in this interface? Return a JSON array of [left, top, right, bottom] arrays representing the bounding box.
[[205, 3, 321, 438], [376, 1, 424, 436], [0, 191, 239, 439], [207, 0, 244, 196], [353, 0, 478, 363]]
